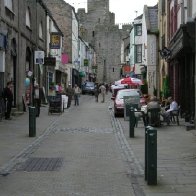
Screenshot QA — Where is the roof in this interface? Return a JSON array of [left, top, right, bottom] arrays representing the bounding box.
[[144, 4, 158, 34]]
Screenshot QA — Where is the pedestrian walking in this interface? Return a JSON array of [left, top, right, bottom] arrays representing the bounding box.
[[73, 84, 81, 106], [99, 83, 106, 103], [34, 83, 44, 117], [66, 84, 74, 108], [94, 83, 99, 102], [2, 81, 13, 120]]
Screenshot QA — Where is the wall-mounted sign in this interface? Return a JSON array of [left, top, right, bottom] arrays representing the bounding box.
[[50, 33, 61, 49], [34, 51, 44, 64]]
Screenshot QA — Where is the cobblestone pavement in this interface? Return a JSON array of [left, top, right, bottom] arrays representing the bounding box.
[[118, 114, 196, 196], [0, 94, 196, 196], [0, 95, 138, 196]]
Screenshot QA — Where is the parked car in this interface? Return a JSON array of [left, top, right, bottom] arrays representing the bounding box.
[[82, 81, 95, 95], [110, 84, 127, 99], [112, 88, 141, 117]]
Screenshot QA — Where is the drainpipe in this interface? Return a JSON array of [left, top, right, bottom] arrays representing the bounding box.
[[194, 15, 196, 127], [181, 0, 185, 24]]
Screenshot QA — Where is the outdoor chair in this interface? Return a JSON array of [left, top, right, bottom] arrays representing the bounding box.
[[170, 106, 180, 125]]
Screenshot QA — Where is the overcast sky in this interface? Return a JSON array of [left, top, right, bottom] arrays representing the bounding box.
[[64, 0, 158, 24]]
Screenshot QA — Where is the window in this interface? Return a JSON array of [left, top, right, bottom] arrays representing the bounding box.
[[92, 31, 95, 37], [26, 7, 31, 28], [135, 24, 142, 36], [135, 45, 142, 63], [39, 22, 43, 39], [4, 0, 13, 11]]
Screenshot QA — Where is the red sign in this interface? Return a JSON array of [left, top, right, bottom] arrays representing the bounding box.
[[123, 65, 131, 73]]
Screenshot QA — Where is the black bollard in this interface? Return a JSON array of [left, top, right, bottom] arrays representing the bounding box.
[[29, 106, 36, 137], [145, 126, 152, 181], [129, 107, 135, 138], [146, 127, 157, 185]]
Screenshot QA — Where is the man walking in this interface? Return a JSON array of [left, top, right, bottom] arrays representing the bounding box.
[[34, 83, 44, 117], [66, 84, 74, 108]]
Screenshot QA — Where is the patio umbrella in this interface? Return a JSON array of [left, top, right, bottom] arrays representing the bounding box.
[[121, 77, 143, 85], [114, 78, 124, 85]]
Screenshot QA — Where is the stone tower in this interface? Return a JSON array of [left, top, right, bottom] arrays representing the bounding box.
[[77, 0, 130, 83]]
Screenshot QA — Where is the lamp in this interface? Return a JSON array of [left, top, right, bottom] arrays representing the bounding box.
[[159, 47, 171, 60]]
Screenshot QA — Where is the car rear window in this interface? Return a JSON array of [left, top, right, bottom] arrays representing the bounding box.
[[85, 82, 94, 87], [118, 90, 139, 99]]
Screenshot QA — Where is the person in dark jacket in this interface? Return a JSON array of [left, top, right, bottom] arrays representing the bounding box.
[[34, 83, 44, 117], [66, 84, 74, 108], [2, 81, 13, 120]]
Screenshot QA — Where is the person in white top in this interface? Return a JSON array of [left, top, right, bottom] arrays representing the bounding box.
[[73, 84, 81, 106], [99, 83, 106, 103], [162, 97, 178, 124], [166, 97, 178, 112]]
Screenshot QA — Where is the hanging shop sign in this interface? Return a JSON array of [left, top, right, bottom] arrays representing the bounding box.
[[44, 57, 56, 66], [84, 59, 89, 66], [50, 33, 61, 49]]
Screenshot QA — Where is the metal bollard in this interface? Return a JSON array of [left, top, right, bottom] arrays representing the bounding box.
[[145, 126, 152, 181], [29, 106, 36, 137], [146, 127, 157, 185], [129, 107, 135, 138]]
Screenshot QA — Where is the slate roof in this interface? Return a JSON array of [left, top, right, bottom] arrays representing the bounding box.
[[144, 4, 158, 33]]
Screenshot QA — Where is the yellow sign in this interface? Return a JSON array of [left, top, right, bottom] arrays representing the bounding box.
[[50, 33, 60, 49]]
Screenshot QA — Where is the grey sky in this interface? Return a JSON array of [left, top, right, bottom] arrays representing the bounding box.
[[64, 0, 158, 24]]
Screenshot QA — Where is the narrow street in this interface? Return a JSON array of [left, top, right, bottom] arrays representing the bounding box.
[[1, 93, 196, 196], [0, 94, 143, 196]]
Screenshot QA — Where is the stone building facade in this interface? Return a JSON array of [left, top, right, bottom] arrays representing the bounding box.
[[43, 0, 81, 87], [0, 0, 47, 110], [77, 0, 130, 83]]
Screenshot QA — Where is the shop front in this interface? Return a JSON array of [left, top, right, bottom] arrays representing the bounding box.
[[168, 22, 195, 119]]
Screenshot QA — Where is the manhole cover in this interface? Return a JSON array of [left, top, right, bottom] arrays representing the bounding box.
[[17, 157, 63, 172]]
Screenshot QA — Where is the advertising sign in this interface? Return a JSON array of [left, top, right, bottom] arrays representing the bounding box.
[[34, 51, 44, 64], [44, 57, 56, 66], [50, 33, 61, 49], [84, 59, 89, 66]]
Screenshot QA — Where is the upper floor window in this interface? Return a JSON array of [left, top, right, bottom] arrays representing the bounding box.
[[4, 0, 13, 11], [135, 44, 142, 63], [26, 7, 31, 28], [135, 24, 142, 36], [39, 22, 43, 39]]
